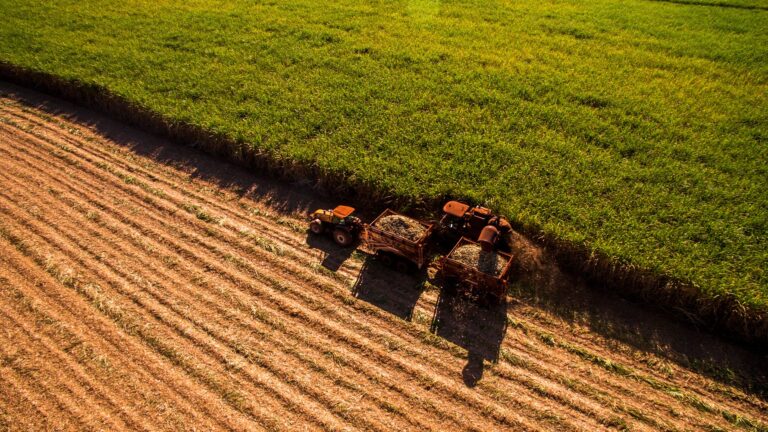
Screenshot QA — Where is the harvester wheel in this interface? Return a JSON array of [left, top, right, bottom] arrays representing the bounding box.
[[333, 229, 354, 247], [309, 219, 324, 234]]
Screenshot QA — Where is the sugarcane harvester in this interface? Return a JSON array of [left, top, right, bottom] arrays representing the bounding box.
[[439, 201, 512, 252], [310, 201, 511, 250]]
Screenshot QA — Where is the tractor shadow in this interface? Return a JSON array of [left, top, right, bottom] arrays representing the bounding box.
[[430, 287, 508, 387], [305, 233, 355, 272], [351, 257, 426, 322]]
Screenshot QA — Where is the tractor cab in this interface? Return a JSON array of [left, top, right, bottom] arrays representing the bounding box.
[[442, 200, 470, 219], [440, 200, 493, 238], [331, 205, 356, 224], [310, 205, 356, 225]]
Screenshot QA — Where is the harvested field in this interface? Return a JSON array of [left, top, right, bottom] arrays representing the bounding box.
[[1, 83, 767, 431], [450, 244, 508, 277], [375, 214, 427, 242]]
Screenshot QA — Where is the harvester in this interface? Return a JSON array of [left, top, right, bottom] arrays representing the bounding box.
[[440, 201, 512, 251]]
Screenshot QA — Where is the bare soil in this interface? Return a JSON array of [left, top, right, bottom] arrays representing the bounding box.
[[0, 82, 766, 431]]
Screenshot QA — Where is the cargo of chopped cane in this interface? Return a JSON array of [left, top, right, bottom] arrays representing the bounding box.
[[449, 243, 506, 276], [375, 214, 427, 242]]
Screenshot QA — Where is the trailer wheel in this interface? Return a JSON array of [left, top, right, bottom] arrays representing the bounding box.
[[394, 259, 411, 274], [333, 229, 354, 247], [377, 252, 394, 267], [442, 277, 458, 295], [309, 219, 323, 234]]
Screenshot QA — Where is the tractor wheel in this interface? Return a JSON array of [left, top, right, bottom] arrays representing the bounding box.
[[333, 229, 354, 247], [309, 219, 324, 234]]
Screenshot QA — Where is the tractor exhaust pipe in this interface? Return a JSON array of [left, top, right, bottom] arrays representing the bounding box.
[[478, 225, 499, 252]]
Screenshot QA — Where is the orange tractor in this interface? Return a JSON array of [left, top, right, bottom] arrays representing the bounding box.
[[439, 201, 512, 252], [308, 205, 363, 247]]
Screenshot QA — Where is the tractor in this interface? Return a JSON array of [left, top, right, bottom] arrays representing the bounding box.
[[439, 200, 512, 251], [308, 205, 362, 247]]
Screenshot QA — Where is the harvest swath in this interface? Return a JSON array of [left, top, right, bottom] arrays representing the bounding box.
[[1, 86, 766, 431]]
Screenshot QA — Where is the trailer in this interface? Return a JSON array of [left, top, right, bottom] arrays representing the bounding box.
[[436, 237, 513, 302], [359, 209, 436, 272]]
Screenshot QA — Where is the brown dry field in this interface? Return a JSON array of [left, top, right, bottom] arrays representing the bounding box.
[[0, 81, 766, 431]]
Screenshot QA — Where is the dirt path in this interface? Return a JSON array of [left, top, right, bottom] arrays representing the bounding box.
[[0, 82, 766, 431]]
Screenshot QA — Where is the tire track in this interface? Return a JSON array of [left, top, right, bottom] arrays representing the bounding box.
[[0, 237, 256, 432], [0, 302, 138, 431], [0, 375, 52, 431], [0, 250, 249, 429], [0, 312, 107, 431]]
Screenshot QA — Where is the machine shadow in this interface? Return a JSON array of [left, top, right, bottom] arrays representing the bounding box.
[[305, 234, 355, 272], [352, 257, 426, 322], [430, 287, 508, 387]]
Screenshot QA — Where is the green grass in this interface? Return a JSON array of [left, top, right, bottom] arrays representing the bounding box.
[[1, 0, 766, 311]]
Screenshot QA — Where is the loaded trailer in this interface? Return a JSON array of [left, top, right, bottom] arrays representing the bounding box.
[[359, 208, 435, 272], [435, 237, 514, 302]]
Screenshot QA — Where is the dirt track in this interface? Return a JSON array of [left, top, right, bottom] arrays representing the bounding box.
[[0, 83, 766, 431]]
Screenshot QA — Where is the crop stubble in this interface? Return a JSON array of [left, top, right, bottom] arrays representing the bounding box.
[[0, 93, 766, 431]]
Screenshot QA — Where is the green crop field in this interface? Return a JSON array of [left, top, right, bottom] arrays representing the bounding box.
[[1, 1, 766, 321]]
